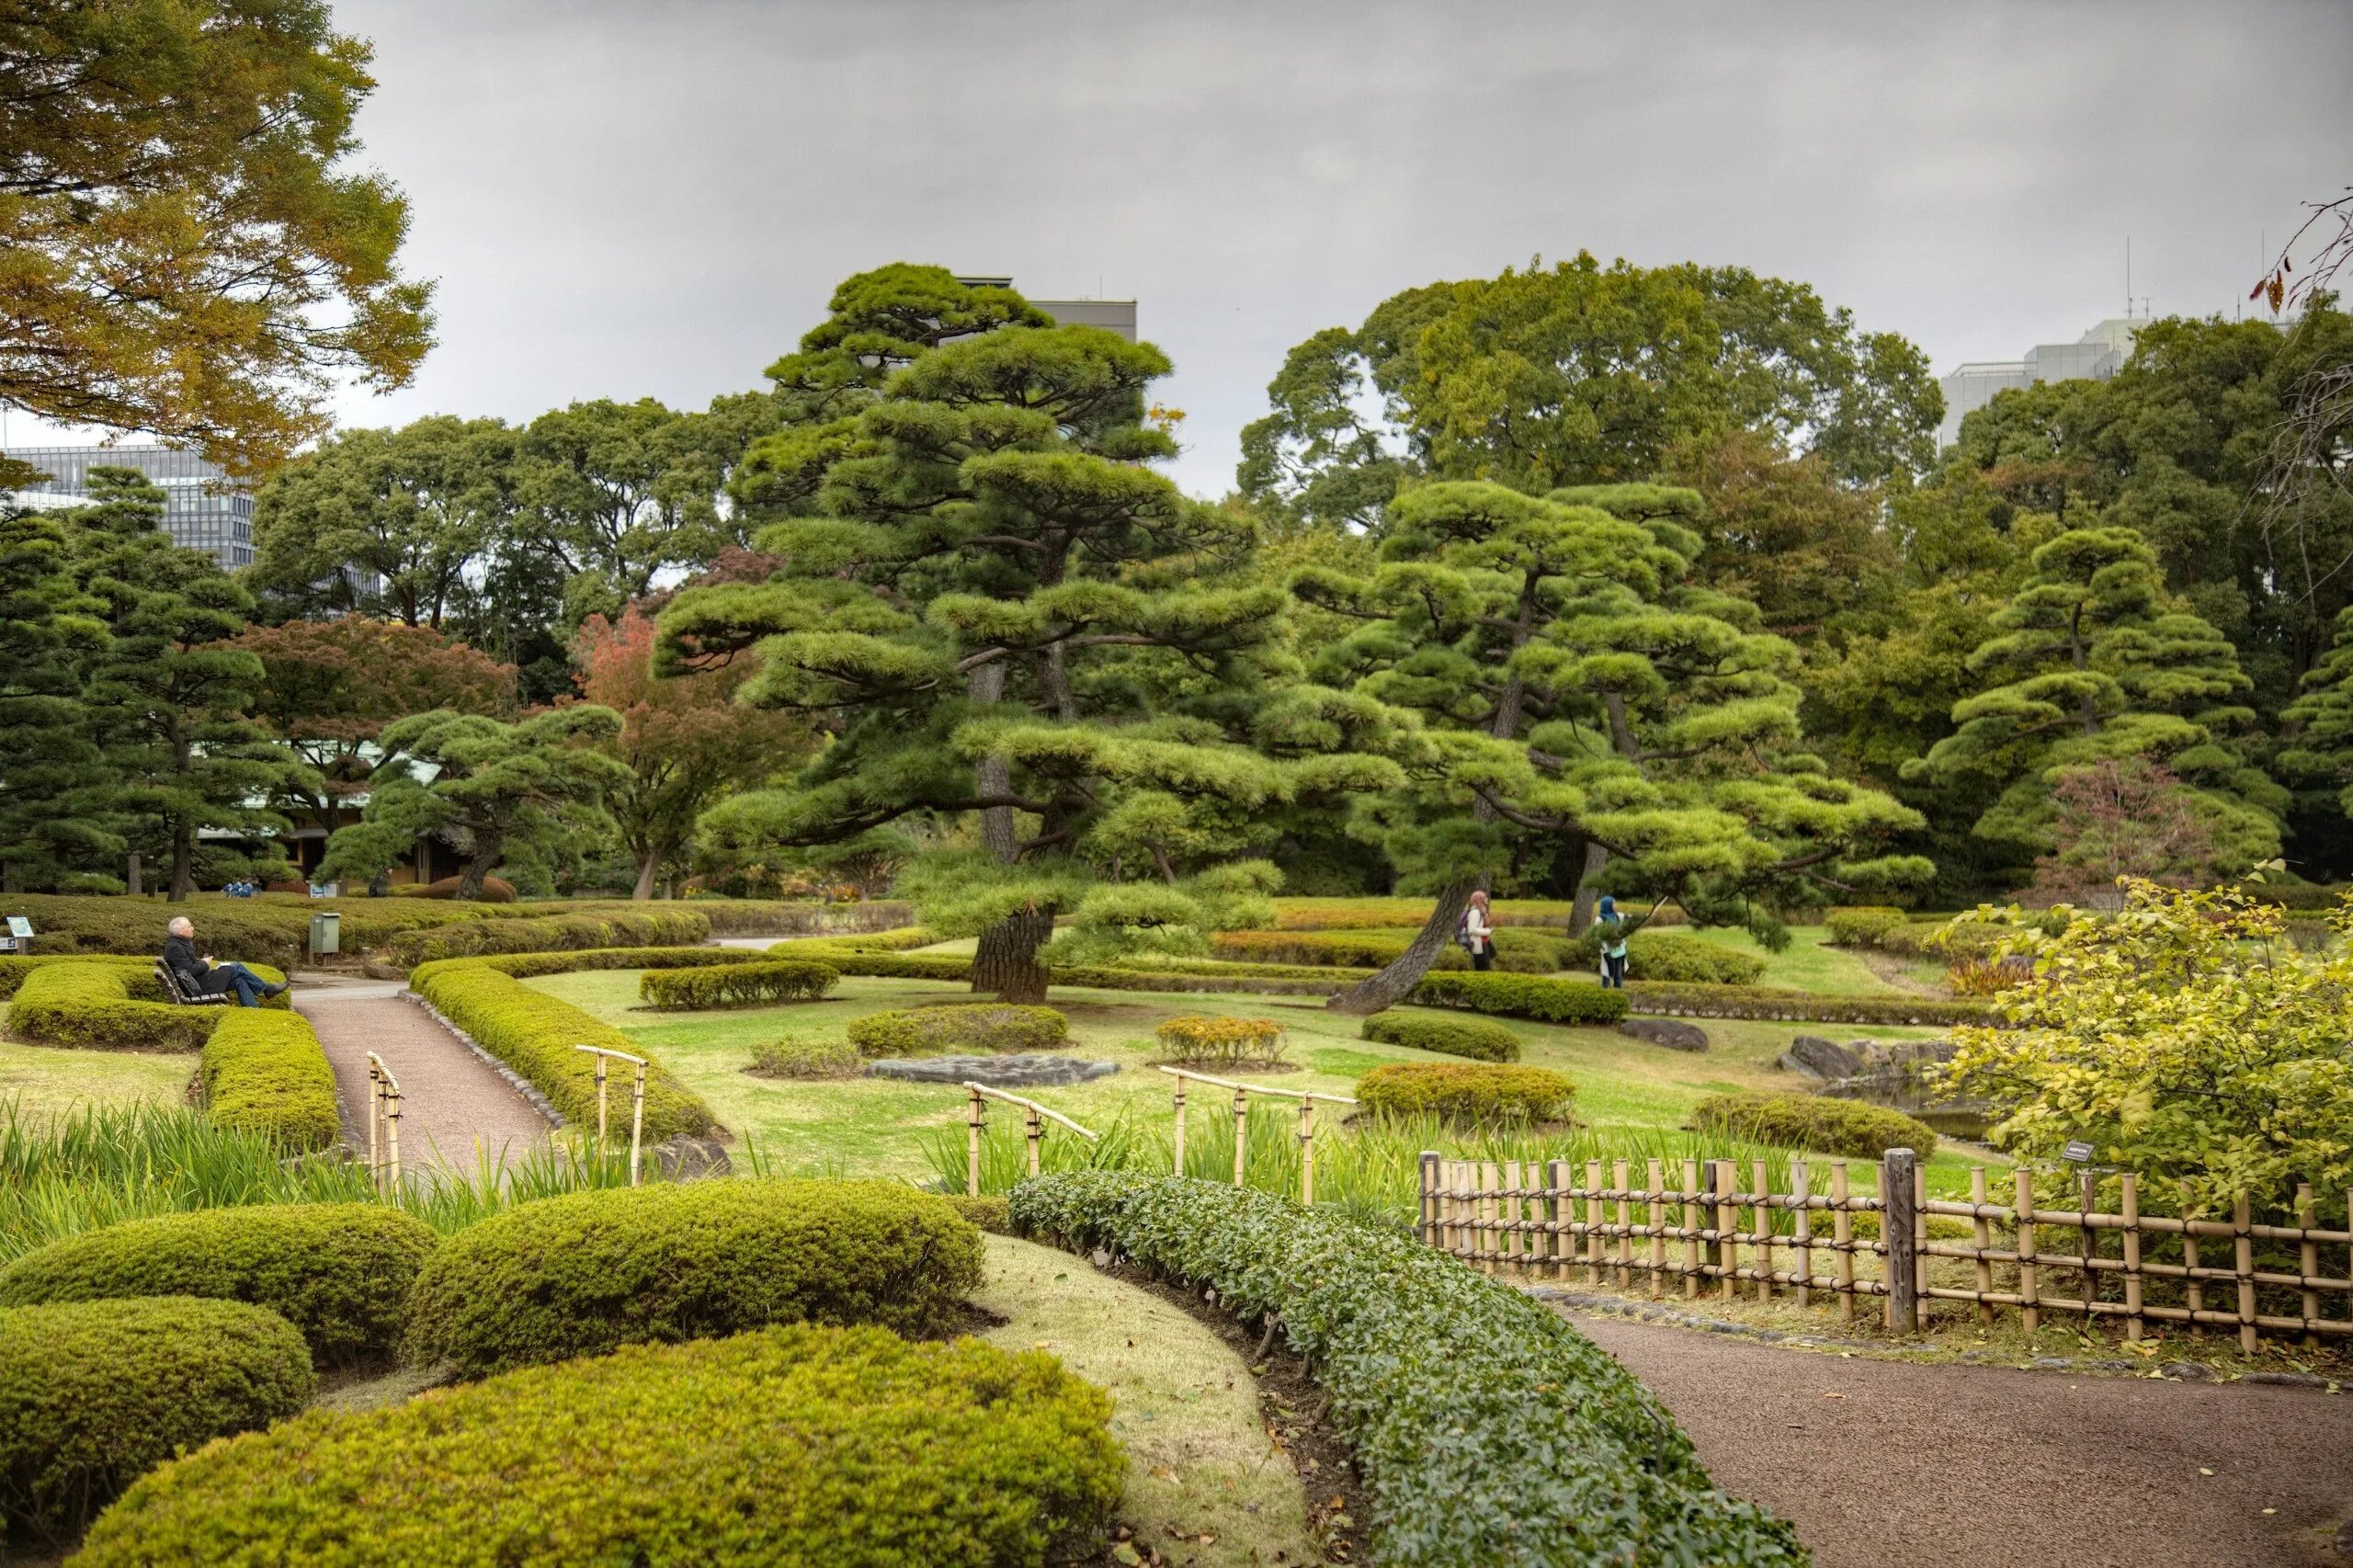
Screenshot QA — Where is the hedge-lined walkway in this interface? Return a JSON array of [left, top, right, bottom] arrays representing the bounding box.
[[293, 982, 551, 1176], [1569, 1310, 2353, 1567]]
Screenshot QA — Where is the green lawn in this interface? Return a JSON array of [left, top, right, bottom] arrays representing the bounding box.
[[0, 1040, 193, 1119], [524, 971, 1965, 1191], [1672, 925, 1905, 994]]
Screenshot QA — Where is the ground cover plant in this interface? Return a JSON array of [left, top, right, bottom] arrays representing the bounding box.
[[403, 1179, 984, 1376], [0, 1202, 439, 1365], [0, 1295, 314, 1547], [1355, 1062, 1576, 1122], [638, 958, 838, 1010], [1688, 1091, 1938, 1161], [1012, 1174, 1806, 1566], [74, 1324, 1122, 1567]]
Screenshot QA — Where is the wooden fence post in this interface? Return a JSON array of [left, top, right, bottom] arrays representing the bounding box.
[[1024, 1102, 1043, 1179], [1647, 1157, 1667, 1299], [1790, 1158, 1812, 1308], [1298, 1098, 1316, 1208], [1418, 1152, 1438, 1246], [628, 1059, 646, 1187], [1971, 1165, 1995, 1325], [1614, 1158, 1632, 1290], [1831, 1161, 1855, 1324], [2015, 1167, 2040, 1335], [1682, 1158, 1701, 1301], [2298, 1183, 2319, 1344], [1231, 1085, 1249, 1189], [2233, 1192, 2257, 1354], [1882, 1146, 1918, 1335], [1751, 1157, 1772, 1303], [2120, 1173, 2143, 1342], [1171, 1075, 1188, 1178], [1549, 1158, 1572, 1280], [1585, 1159, 1605, 1285], [967, 1086, 985, 1197], [1713, 1159, 1737, 1301]]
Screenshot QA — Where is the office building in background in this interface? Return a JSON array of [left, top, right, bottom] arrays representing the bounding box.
[[955, 277, 1137, 341], [3, 443, 255, 569]]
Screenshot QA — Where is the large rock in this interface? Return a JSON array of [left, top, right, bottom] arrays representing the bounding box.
[[652, 1135, 733, 1182], [865, 1054, 1120, 1088], [1779, 1034, 1863, 1080], [1619, 1017, 1709, 1052]]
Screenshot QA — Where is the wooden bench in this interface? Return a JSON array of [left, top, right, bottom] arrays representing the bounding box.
[[153, 958, 232, 1006]]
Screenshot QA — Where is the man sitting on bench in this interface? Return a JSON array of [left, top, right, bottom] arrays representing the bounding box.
[[162, 916, 287, 1007]]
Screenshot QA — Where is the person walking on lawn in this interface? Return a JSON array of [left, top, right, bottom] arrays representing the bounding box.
[[1593, 895, 1630, 988], [1461, 890, 1496, 971], [162, 915, 287, 1007]]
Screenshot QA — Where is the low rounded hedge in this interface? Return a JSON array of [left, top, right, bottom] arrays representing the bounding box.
[[390, 907, 710, 967], [1152, 1014, 1286, 1066], [1689, 1091, 1939, 1160], [408, 960, 716, 1140], [393, 873, 518, 901], [1407, 970, 1631, 1025], [639, 958, 838, 1010], [1211, 926, 1572, 973], [1623, 981, 1996, 1027], [1360, 1012, 1520, 1062], [199, 1009, 339, 1151], [0, 1204, 438, 1366], [6, 960, 289, 1051], [1563, 930, 1767, 985], [1012, 1175, 1803, 1568], [1357, 1062, 1575, 1122], [847, 1003, 1068, 1057], [747, 1036, 862, 1078], [0, 1295, 313, 1545], [403, 1179, 986, 1378], [76, 1324, 1120, 1567], [1823, 905, 1907, 946]]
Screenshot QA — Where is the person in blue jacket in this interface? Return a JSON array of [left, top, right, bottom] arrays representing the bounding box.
[[1593, 895, 1631, 988]]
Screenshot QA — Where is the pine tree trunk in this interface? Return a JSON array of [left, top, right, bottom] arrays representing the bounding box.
[[1325, 878, 1477, 1016], [456, 835, 500, 903], [632, 851, 660, 901], [167, 822, 195, 903], [972, 905, 1053, 1004], [1570, 840, 1609, 932], [126, 852, 142, 897]]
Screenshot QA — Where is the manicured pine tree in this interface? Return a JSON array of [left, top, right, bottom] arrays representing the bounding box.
[[66, 470, 316, 899], [2279, 605, 2353, 825], [664, 276, 1399, 1002], [0, 506, 118, 891], [1908, 525, 2283, 865], [1298, 481, 1927, 1013]]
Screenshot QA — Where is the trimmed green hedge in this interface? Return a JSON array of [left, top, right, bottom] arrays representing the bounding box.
[[847, 1004, 1069, 1057], [1623, 982, 1996, 1026], [1823, 906, 1907, 946], [460, 945, 773, 979], [199, 1010, 338, 1151], [1690, 1091, 1939, 1160], [0, 953, 153, 1001], [1563, 930, 1768, 985], [1407, 971, 1631, 1026], [638, 959, 838, 1010], [408, 960, 716, 1140], [1359, 1012, 1520, 1062], [0, 1296, 313, 1547], [389, 908, 711, 967], [6, 960, 289, 1051], [1357, 1062, 1575, 1121], [1210, 926, 1572, 973], [75, 1324, 1120, 1567], [1011, 1176, 1804, 1567], [0, 1204, 438, 1366], [403, 1179, 985, 1378]]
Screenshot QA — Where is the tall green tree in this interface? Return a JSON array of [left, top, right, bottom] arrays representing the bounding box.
[[0, 506, 116, 890], [1238, 255, 1941, 533], [67, 470, 313, 899], [247, 416, 516, 626], [1296, 481, 1927, 1011], [1906, 525, 2282, 868], [320, 708, 627, 902], [0, 0, 431, 484], [665, 280, 1396, 1001]]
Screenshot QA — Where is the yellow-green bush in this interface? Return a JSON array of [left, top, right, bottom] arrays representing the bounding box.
[[1151, 1014, 1288, 1067], [0, 953, 152, 1001], [1359, 1012, 1520, 1062], [0, 1296, 313, 1547], [5, 960, 288, 1051], [407, 959, 715, 1139], [847, 1004, 1068, 1057], [1357, 1062, 1575, 1121], [403, 1180, 985, 1378], [75, 1324, 1120, 1568], [198, 1010, 338, 1151], [0, 1204, 438, 1366], [638, 959, 838, 1010], [1689, 1091, 1938, 1160]]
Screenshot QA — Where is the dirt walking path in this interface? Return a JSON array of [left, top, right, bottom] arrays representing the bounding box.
[[1565, 1311, 2353, 1567], [294, 983, 551, 1177]]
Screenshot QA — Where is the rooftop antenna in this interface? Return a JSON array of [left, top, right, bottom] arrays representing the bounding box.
[[2125, 235, 2131, 317]]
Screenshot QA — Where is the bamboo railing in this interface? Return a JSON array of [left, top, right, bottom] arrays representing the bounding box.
[[572, 1044, 648, 1186], [1420, 1152, 2353, 1346], [1158, 1065, 1357, 1206], [963, 1083, 1098, 1194], [364, 1051, 403, 1188]]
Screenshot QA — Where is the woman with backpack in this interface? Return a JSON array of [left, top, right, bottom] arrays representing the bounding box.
[[1460, 891, 1495, 971], [1593, 895, 1630, 988]]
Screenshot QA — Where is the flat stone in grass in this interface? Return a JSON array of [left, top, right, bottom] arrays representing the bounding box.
[[1779, 1034, 1863, 1079], [1619, 1017, 1710, 1052], [866, 1054, 1120, 1087]]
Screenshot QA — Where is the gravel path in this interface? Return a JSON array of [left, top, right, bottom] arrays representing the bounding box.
[[295, 985, 551, 1177], [1567, 1311, 2353, 1567]]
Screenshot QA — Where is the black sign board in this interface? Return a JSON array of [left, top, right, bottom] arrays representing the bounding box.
[[2062, 1140, 2096, 1164]]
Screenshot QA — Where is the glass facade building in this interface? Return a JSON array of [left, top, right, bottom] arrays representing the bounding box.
[[4, 443, 254, 568]]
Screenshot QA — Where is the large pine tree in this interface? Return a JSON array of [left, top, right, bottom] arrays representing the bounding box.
[[0, 506, 117, 890], [663, 273, 1397, 1001], [1908, 525, 2282, 865]]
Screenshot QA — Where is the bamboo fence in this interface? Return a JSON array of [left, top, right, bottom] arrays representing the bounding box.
[[363, 1051, 403, 1188], [1420, 1151, 2353, 1347], [963, 1083, 1098, 1194], [1158, 1065, 1356, 1206], [572, 1043, 648, 1186]]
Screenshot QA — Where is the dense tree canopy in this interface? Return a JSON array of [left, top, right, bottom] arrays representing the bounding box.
[[0, 1, 432, 484], [0, 507, 113, 891]]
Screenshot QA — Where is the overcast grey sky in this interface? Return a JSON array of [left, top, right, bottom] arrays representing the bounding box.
[[305, 1, 2353, 496]]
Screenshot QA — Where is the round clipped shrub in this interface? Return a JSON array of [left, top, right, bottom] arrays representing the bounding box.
[[1823, 906, 1907, 947], [746, 1036, 862, 1079], [1152, 1014, 1287, 1067], [0, 1204, 438, 1366], [0, 1296, 313, 1545], [640, 959, 837, 1010], [847, 1003, 1068, 1057], [1360, 1012, 1520, 1062], [1689, 1091, 1938, 1160], [1564, 929, 1766, 985], [75, 1324, 1120, 1568], [404, 1179, 986, 1377], [1356, 1062, 1576, 1122]]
